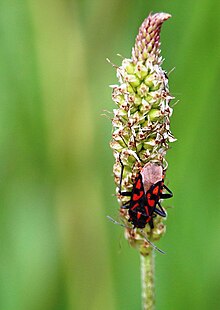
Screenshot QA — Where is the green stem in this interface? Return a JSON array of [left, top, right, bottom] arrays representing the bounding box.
[[140, 251, 155, 310]]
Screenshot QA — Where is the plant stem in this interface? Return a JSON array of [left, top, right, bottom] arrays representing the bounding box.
[[140, 251, 155, 310]]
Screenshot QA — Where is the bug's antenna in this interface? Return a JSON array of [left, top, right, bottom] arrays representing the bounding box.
[[139, 229, 165, 254], [107, 216, 165, 254]]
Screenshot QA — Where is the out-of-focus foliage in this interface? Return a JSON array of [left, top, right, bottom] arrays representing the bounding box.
[[0, 1, 220, 309]]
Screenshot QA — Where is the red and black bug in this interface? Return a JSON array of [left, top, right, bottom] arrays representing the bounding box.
[[118, 156, 173, 229]]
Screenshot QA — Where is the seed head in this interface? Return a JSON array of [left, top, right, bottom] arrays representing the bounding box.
[[109, 13, 175, 254]]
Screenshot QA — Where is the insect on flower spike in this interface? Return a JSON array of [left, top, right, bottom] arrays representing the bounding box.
[[107, 216, 165, 254], [109, 12, 175, 254]]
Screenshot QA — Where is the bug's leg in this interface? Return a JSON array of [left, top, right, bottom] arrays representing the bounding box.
[[154, 202, 166, 217], [161, 185, 173, 199], [139, 229, 165, 254], [149, 218, 154, 229], [118, 154, 132, 197], [121, 203, 130, 209], [160, 193, 172, 199]]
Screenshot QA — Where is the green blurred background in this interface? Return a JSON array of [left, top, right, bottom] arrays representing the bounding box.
[[0, 0, 220, 309]]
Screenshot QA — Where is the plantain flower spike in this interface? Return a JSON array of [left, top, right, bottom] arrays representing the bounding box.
[[110, 13, 176, 255]]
